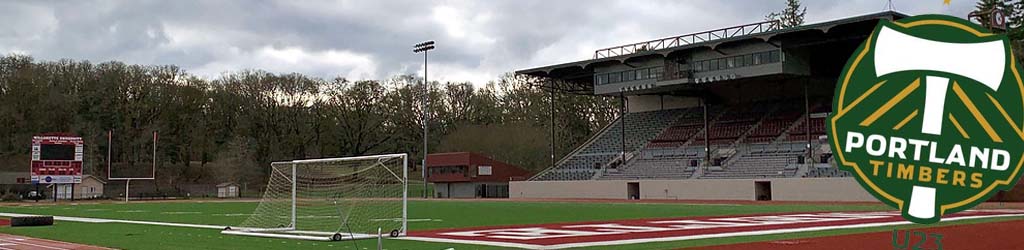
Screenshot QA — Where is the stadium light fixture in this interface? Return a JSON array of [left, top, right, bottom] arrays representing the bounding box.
[[413, 40, 435, 199]]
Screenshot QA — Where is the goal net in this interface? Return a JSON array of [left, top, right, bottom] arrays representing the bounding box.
[[223, 153, 407, 241]]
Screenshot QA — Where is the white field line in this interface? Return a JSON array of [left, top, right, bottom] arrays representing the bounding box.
[[212, 213, 252, 217], [401, 213, 1024, 250], [0, 212, 226, 230], [402, 237, 544, 249], [160, 212, 202, 215], [114, 210, 146, 213]]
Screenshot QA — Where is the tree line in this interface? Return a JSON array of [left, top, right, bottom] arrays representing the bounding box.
[[0, 54, 620, 190]]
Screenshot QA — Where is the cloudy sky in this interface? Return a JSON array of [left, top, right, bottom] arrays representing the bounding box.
[[0, 0, 974, 86]]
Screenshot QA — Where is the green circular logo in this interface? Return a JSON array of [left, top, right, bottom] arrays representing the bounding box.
[[830, 15, 1024, 224]]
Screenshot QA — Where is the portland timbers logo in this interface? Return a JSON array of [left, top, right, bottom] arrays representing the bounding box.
[[830, 15, 1024, 224]]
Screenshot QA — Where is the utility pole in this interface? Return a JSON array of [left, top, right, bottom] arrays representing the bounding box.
[[413, 40, 435, 199]]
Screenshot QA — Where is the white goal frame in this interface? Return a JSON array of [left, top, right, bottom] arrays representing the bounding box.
[[222, 153, 408, 241], [106, 130, 157, 203]]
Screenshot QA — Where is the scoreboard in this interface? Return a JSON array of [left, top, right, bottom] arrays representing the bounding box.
[[30, 135, 84, 184]]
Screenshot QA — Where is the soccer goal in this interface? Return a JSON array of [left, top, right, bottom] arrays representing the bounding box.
[[222, 153, 408, 241]]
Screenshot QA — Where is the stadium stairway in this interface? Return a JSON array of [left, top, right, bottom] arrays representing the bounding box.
[[599, 106, 722, 180]]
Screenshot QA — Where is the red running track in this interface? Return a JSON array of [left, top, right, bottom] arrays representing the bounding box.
[[0, 233, 110, 250], [405, 209, 1024, 249], [702, 218, 1024, 249]]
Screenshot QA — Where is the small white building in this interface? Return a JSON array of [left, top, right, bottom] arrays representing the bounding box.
[[217, 182, 240, 198], [74, 175, 106, 199], [50, 175, 105, 200]]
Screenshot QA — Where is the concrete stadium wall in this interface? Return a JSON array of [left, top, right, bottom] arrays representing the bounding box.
[[770, 178, 875, 202], [510, 178, 875, 202], [628, 95, 699, 113], [510, 180, 627, 199], [436, 182, 478, 198], [639, 179, 754, 200]]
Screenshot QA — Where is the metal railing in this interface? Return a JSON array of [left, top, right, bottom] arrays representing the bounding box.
[[593, 20, 781, 59]]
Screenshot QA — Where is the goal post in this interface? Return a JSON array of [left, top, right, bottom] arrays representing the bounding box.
[[106, 130, 157, 203], [223, 153, 408, 241]]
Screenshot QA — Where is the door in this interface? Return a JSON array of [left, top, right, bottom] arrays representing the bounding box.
[[755, 181, 772, 201], [627, 182, 640, 200]]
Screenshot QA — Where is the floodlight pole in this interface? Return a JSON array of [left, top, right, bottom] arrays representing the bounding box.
[[414, 40, 435, 199], [422, 50, 428, 199]]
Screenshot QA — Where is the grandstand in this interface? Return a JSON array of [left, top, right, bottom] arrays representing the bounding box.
[[516, 12, 909, 188]]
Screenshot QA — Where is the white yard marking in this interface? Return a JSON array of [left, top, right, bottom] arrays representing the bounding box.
[[212, 213, 252, 217], [0, 212, 227, 230], [160, 212, 202, 215]]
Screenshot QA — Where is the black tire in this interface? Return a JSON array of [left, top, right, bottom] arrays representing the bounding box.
[[390, 229, 400, 237], [11, 216, 53, 227], [331, 233, 344, 241]]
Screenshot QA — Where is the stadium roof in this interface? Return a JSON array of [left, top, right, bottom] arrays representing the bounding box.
[[516, 11, 909, 95]]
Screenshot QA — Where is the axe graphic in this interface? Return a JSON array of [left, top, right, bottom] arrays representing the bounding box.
[[874, 25, 1006, 221]]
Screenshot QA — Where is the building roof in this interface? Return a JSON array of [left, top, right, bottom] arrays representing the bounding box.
[[217, 182, 239, 187], [426, 152, 532, 183], [83, 175, 106, 184], [515, 11, 908, 94]]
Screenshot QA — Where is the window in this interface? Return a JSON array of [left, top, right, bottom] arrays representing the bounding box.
[[478, 166, 493, 176], [688, 50, 782, 73], [623, 70, 635, 81], [608, 72, 621, 83], [650, 67, 663, 79], [596, 74, 608, 85], [637, 68, 649, 80]]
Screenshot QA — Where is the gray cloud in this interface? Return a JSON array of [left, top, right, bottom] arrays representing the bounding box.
[[0, 0, 976, 85]]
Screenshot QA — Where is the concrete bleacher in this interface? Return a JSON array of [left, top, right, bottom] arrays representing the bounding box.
[[532, 98, 843, 181], [530, 109, 686, 181], [701, 143, 804, 179], [647, 107, 721, 148], [787, 101, 830, 141], [531, 154, 615, 181], [803, 165, 853, 178], [693, 101, 775, 145], [745, 100, 803, 144], [599, 147, 702, 180]]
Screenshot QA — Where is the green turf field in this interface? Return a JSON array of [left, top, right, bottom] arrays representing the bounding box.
[[0, 200, 1017, 249]]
